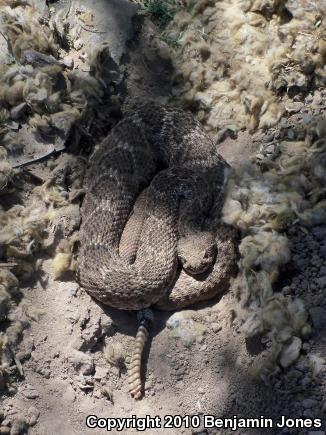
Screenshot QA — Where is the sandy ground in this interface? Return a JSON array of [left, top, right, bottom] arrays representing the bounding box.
[[1, 1, 326, 435]]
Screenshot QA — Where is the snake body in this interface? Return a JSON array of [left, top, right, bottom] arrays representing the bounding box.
[[77, 102, 237, 311]]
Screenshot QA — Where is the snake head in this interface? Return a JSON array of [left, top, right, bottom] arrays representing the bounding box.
[[177, 232, 217, 275]]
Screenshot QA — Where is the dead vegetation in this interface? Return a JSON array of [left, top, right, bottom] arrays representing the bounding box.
[[222, 117, 326, 377], [0, 0, 326, 429], [161, 0, 326, 134], [0, 0, 123, 397]]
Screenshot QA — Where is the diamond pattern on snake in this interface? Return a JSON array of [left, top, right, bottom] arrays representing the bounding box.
[[77, 101, 238, 398]]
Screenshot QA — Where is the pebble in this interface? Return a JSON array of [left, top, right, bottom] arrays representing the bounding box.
[[312, 91, 322, 106], [62, 385, 76, 403], [67, 349, 94, 375], [21, 385, 39, 399], [10, 416, 26, 435], [302, 113, 312, 124], [27, 406, 39, 427], [300, 376, 311, 387], [192, 428, 206, 435], [211, 322, 221, 333], [285, 369, 301, 383], [10, 103, 28, 121], [62, 57, 74, 69], [316, 276, 326, 288], [156, 41, 171, 60], [285, 102, 304, 113], [311, 255, 322, 267], [312, 226, 326, 241], [319, 244, 326, 257], [319, 266, 326, 276], [92, 389, 102, 399], [93, 366, 108, 381], [68, 284, 79, 297], [167, 312, 206, 347], [302, 343, 311, 353], [308, 354, 325, 376], [287, 129, 296, 139], [73, 39, 84, 50], [1, 419, 10, 428], [302, 398, 318, 409], [279, 337, 302, 368], [282, 286, 291, 295], [101, 386, 113, 403], [309, 307, 326, 330]]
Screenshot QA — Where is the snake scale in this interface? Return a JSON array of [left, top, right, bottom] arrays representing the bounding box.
[[77, 102, 238, 398]]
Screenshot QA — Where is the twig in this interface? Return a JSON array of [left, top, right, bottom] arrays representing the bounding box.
[[78, 23, 106, 34], [0, 29, 14, 58], [12, 146, 66, 169], [9, 345, 24, 377], [63, 0, 72, 21], [0, 262, 18, 267]]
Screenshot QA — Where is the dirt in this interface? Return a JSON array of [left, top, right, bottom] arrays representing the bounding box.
[[0, 1, 326, 435]]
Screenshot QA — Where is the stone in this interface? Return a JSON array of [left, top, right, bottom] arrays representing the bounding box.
[[312, 226, 326, 241], [29, 88, 47, 105], [21, 385, 39, 399], [62, 384, 76, 403], [156, 41, 171, 60], [0, 288, 10, 322], [319, 266, 326, 276], [10, 416, 26, 435], [279, 337, 302, 368], [316, 276, 326, 288], [68, 283, 79, 297], [167, 311, 207, 347], [303, 409, 314, 418], [79, 317, 102, 351], [211, 322, 221, 333], [67, 349, 94, 375], [50, 111, 77, 137], [302, 343, 310, 353], [27, 406, 39, 427], [308, 354, 325, 376], [10, 103, 28, 120], [312, 91, 322, 106], [309, 307, 326, 330], [20, 49, 59, 67], [301, 376, 311, 387], [302, 113, 312, 124], [94, 366, 108, 381], [73, 39, 84, 50], [92, 389, 102, 399], [302, 398, 318, 409], [101, 386, 113, 402], [285, 102, 304, 113], [282, 286, 291, 295], [63, 57, 74, 69], [319, 245, 326, 258]]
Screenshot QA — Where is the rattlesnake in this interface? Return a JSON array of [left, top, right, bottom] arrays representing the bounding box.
[[77, 102, 238, 397]]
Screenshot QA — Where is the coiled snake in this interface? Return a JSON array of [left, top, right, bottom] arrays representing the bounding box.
[[77, 102, 237, 398]]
